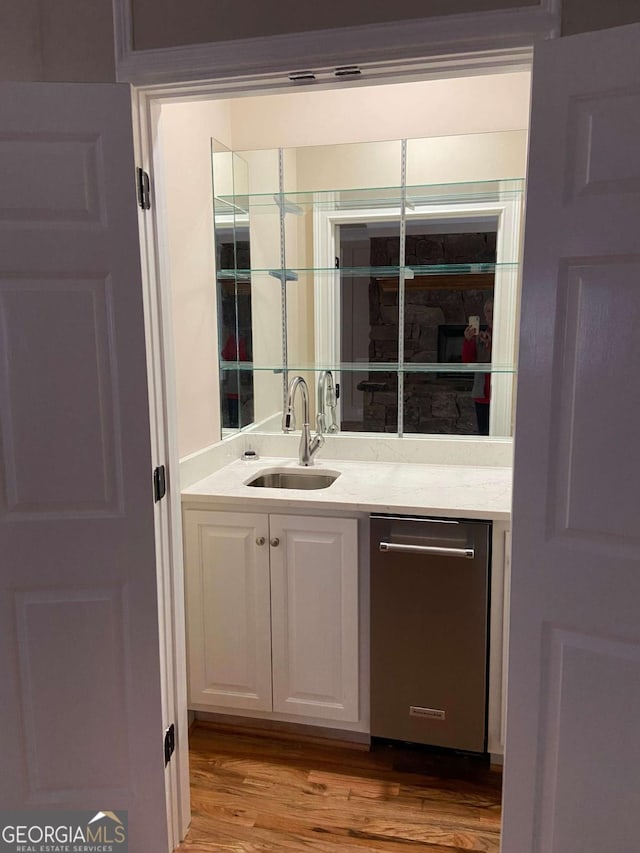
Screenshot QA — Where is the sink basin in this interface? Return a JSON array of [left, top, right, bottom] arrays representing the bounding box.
[[246, 468, 340, 490]]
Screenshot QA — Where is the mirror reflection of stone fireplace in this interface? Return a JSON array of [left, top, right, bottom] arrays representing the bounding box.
[[344, 229, 496, 435]]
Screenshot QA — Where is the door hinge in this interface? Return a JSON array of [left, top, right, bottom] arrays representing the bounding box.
[[164, 723, 175, 766], [137, 167, 151, 210], [153, 465, 166, 502]]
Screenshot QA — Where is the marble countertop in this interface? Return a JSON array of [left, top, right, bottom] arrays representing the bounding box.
[[181, 456, 512, 520]]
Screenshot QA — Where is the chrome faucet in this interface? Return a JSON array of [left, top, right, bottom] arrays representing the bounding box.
[[316, 370, 338, 435], [282, 376, 325, 466]]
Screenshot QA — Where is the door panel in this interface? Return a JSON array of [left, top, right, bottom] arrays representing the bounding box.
[[0, 83, 167, 852], [566, 89, 640, 198], [15, 587, 131, 796], [503, 23, 640, 853], [0, 133, 105, 223], [535, 629, 640, 853], [549, 260, 640, 546], [0, 278, 121, 516]]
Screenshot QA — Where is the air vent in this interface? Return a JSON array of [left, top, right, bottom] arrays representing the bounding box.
[[335, 65, 361, 77], [289, 71, 316, 82]]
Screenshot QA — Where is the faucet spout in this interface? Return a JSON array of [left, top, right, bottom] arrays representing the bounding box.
[[283, 376, 325, 466]]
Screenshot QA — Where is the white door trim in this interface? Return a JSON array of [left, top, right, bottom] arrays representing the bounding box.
[[130, 86, 191, 849], [113, 0, 559, 88]]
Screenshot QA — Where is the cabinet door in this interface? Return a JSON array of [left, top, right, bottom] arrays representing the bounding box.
[[270, 515, 359, 722], [183, 510, 272, 711]]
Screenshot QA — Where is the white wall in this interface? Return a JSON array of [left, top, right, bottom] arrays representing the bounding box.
[[405, 131, 528, 184], [290, 131, 527, 191], [230, 73, 531, 151], [158, 99, 232, 457]]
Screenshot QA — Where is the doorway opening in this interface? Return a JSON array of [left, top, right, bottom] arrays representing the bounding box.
[[143, 63, 531, 851]]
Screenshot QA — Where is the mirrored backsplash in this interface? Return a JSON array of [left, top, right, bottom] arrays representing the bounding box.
[[211, 133, 526, 440]]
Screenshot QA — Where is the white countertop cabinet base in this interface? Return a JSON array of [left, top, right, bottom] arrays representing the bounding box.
[[183, 508, 360, 726], [183, 489, 510, 755]]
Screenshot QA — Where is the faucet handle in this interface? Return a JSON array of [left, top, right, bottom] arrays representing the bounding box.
[[309, 431, 325, 460]]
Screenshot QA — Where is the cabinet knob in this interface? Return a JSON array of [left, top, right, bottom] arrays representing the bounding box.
[[270, 537, 280, 547], [256, 536, 266, 546]]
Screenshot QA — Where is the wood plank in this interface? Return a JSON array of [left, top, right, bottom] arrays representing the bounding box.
[[177, 724, 502, 852]]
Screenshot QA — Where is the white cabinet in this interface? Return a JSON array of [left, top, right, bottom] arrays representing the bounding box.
[[270, 514, 359, 721], [183, 510, 272, 712], [183, 509, 360, 724]]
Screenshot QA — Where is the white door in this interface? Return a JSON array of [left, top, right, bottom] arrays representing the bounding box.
[[270, 514, 359, 722], [183, 509, 272, 711], [503, 23, 640, 853], [0, 83, 168, 852]]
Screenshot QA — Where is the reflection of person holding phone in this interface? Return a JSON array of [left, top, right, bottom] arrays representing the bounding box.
[[462, 298, 493, 435]]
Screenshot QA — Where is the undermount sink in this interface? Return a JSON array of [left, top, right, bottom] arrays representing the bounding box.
[[246, 468, 340, 490]]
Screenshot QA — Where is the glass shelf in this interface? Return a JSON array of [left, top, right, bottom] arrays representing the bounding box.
[[217, 263, 518, 278], [214, 178, 525, 214], [404, 179, 524, 206], [220, 362, 517, 374]]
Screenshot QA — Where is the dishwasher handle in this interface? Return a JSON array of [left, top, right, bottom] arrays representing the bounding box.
[[379, 541, 475, 559]]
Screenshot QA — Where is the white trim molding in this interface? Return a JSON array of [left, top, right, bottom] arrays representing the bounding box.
[[130, 86, 192, 849], [114, 0, 560, 88], [312, 193, 340, 370]]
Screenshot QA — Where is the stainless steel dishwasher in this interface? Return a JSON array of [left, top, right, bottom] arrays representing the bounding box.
[[370, 514, 491, 754]]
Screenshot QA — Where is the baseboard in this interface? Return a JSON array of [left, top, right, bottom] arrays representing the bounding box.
[[187, 709, 196, 732], [192, 711, 371, 750]]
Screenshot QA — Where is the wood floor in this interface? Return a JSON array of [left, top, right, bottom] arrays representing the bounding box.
[[176, 723, 503, 852]]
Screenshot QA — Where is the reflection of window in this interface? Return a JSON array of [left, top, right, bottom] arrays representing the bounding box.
[[316, 195, 521, 439], [340, 223, 497, 436], [217, 239, 254, 430]]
